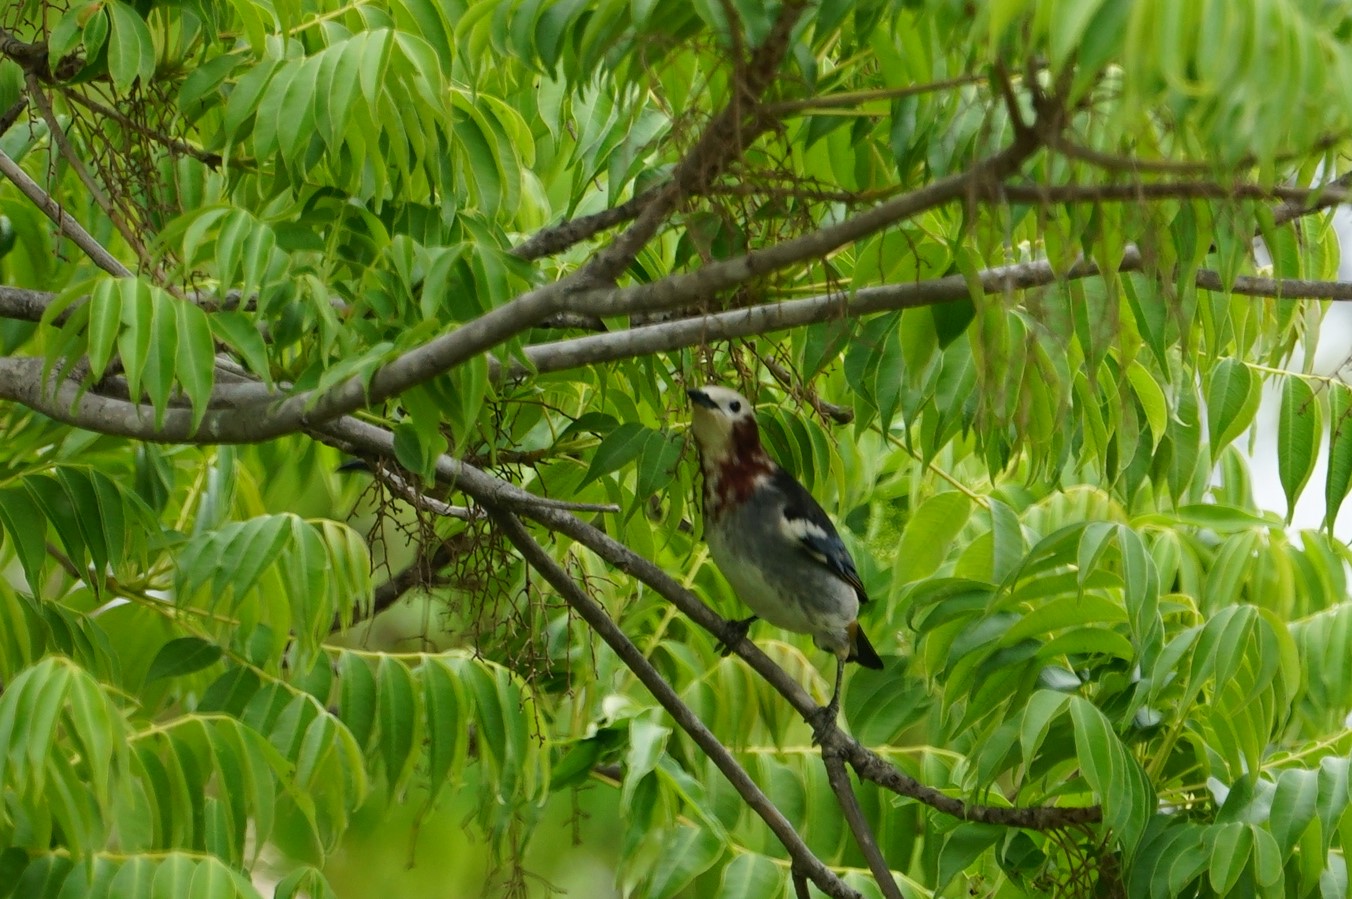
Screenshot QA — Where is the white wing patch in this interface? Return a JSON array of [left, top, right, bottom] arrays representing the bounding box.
[[781, 514, 832, 565]]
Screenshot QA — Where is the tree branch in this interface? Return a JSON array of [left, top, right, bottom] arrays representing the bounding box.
[[10, 247, 1350, 441], [823, 750, 902, 899], [563, 136, 1040, 320], [510, 188, 659, 262], [509, 247, 1352, 379], [454, 455, 1105, 830], [0, 130, 1040, 442], [487, 505, 862, 899], [0, 98, 26, 137], [1001, 179, 1352, 208], [578, 0, 809, 287], [0, 147, 131, 277], [24, 74, 150, 269]]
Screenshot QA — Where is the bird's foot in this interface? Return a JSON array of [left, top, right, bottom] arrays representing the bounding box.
[[714, 615, 758, 656], [809, 700, 840, 746]]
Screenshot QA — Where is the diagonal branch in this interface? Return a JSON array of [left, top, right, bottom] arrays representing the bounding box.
[[579, 0, 809, 286], [24, 74, 152, 271], [487, 505, 862, 899], [564, 136, 1040, 320], [823, 750, 902, 899], [510, 188, 659, 261], [0, 147, 131, 278], [497, 486, 1104, 829]]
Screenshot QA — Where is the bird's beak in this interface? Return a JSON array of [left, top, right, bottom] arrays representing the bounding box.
[[686, 388, 718, 410]]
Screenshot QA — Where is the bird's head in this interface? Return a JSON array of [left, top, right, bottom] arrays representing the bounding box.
[[687, 385, 762, 466]]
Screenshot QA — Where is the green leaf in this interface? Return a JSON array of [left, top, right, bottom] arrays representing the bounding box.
[[1278, 377, 1319, 522], [1206, 358, 1258, 454], [0, 484, 50, 589], [106, 0, 155, 93], [580, 422, 650, 486], [1126, 360, 1168, 449], [86, 278, 122, 381], [645, 825, 723, 899], [208, 312, 271, 383], [635, 429, 683, 503], [146, 637, 224, 683], [1069, 696, 1153, 857], [1325, 383, 1352, 532], [1269, 768, 1318, 854], [175, 301, 216, 430], [376, 656, 420, 794], [895, 491, 972, 584], [1207, 821, 1252, 895], [421, 659, 465, 801], [117, 277, 154, 403], [718, 852, 784, 897], [1048, 0, 1107, 67], [144, 289, 179, 426], [937, 823, 1003, 893]]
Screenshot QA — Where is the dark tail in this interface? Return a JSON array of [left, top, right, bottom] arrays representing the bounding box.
[[848, 622, 884, 669]]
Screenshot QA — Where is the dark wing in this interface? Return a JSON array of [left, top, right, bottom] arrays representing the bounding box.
[[770, 468, 870, 603]]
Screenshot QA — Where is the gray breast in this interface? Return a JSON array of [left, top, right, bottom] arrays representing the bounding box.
[[706, 492, 859, 651]]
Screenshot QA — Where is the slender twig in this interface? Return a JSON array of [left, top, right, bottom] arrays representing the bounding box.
[[824, 750, 903, 899], [363, 463, 484, 521], [491, 482, 1104, 829], [0, 147, 130, 277], [59, 88, 223, 167], [488, 506, 862, 899], [1000, 179, 1352, 208], [763, 76, 988, 117], [24, 75, 149, 269], [760, 352, 854, 424], [333, 539, 457, 633], [45, 541, 84, 581]]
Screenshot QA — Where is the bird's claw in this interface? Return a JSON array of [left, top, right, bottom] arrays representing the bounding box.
[[809, 701, 839, 746], [714, 615, 757, 656]]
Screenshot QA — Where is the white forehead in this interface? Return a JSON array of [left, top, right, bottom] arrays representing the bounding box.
[[696, 385, 754, 418]]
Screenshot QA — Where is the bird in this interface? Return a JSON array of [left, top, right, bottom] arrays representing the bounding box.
[[686, 384, 883, 740]]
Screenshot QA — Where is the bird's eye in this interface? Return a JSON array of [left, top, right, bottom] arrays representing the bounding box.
[[729, 400, 741, 413]]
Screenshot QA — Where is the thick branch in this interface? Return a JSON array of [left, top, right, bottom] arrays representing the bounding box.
[[0, 129, 1038, 442], [0, 98, 26, 137], [9, 248, 1348, 439], [488, 506, 861, 899]]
